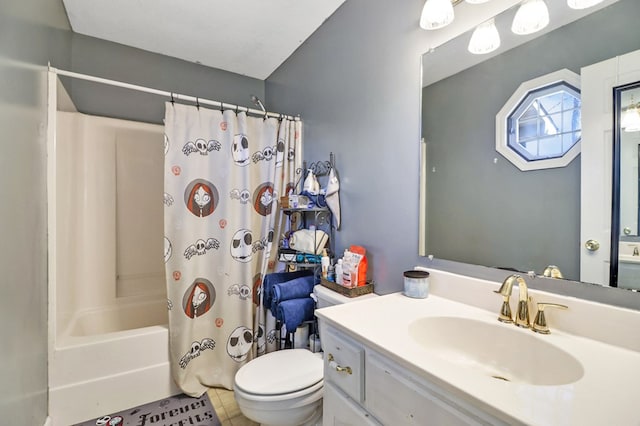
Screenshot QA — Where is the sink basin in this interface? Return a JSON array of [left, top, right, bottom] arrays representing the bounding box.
[[408, 316, 584, 385]]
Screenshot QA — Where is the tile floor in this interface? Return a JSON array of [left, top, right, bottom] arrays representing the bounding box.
[[206, 387, 258, 426]]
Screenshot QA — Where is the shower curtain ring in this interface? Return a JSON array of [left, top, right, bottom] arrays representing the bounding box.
[[196, 97, 200, 110], [170, 92, 175, 105]]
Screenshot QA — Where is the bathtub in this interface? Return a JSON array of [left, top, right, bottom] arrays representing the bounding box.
[[48, 108, 179, 425], [49, 297, 180, 426]]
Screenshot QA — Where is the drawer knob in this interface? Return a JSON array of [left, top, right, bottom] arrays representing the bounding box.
[[327, 353, 352, 375]]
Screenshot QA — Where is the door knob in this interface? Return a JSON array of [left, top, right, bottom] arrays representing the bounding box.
[[585, 239, 600, 251]]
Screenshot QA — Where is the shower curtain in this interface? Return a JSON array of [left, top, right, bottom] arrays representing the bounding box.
[[164, 102, 301, 396]]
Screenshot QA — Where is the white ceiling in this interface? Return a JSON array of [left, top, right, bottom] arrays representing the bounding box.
[[62, 0, 346, 80]]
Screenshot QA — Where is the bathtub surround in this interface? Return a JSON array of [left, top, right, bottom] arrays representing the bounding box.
[[75, 393, 220, 426], [164, 103, 302, 395]]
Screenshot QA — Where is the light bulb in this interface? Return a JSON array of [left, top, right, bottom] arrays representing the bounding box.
[[567, 0, 604, 9], [420, 0, 455, 30], [512, 0, 549, 35], [468, 19, 501, 55], [622, 106, 640, 132]]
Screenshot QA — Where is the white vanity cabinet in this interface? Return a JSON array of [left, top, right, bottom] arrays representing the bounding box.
[[324, 382, 381, 426], [321, 324, 505, 426]]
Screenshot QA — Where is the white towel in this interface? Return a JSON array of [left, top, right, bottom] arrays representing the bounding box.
[[325, 167, 341, 229]]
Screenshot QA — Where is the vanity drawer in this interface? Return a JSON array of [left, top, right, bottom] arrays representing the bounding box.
[[323, 328, 365, 403], [365, 351, 495, 426]]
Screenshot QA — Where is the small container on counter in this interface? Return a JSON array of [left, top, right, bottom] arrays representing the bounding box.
[[403, 270, 430, 299]]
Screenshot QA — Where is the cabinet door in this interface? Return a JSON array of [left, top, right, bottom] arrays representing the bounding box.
[[324, 382, 381, 426], [323, 329, 365, 402], [365, 352, 497, 426]]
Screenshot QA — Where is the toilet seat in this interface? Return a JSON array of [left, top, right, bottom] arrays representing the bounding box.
[[235, 349, 323, 398]]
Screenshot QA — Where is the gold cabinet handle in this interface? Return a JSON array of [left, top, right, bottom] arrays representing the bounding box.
[[327, 353, 352, 375]]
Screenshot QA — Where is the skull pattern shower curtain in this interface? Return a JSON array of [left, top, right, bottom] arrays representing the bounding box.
[[164, 103, 301, 396]]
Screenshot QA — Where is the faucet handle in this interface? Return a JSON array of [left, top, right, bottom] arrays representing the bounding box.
[[532, 302, 568, 334], [496, 296, 513, 324]]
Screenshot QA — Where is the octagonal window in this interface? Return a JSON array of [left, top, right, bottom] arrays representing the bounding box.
[[496, 69, 582, 171]]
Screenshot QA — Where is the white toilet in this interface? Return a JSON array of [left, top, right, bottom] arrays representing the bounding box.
[[233, 284, 377, 426]]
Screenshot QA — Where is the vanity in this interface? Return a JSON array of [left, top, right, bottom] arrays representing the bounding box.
[[315, 270, 640, 425]]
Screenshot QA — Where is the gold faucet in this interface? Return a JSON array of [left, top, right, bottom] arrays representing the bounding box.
[[494, 274, 530, 328], [542, 265, 564, 279]]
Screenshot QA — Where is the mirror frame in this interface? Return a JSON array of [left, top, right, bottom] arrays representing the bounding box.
[[611, 81, 640, 287]]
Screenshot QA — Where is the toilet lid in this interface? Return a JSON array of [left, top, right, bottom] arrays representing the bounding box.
[[235, 349, 323, 395]]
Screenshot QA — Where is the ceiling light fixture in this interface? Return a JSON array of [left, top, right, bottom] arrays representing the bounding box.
[[420, 0, 455, 30], [567, 0, 605, 9], [511, 0, 549, 35], [468, 18, 501, 54]]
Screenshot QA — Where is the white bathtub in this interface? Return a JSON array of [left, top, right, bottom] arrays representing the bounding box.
[[49, 298, 180, 426], [48, 110, 179, 425]]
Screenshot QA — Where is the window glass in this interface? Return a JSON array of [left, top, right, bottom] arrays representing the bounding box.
[[507, 82, 581, 162]]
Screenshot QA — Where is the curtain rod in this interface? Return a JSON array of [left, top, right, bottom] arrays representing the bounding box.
[[48, 66, 300, 121]]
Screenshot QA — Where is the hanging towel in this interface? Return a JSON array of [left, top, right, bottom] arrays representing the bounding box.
[[325, 167, 341, 229], [262, 270, 314, 311], [271, 275, 316, 311], [276, 297, 316, 333]]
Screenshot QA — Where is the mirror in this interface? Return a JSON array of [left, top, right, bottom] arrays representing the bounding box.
[[420, 0, 640, 285], [614, 83, 640, 290]]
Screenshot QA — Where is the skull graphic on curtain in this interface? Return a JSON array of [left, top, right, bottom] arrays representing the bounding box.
[[164, 103, 301, 396]]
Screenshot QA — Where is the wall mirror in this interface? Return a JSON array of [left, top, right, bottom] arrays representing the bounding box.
[[420, 0, 640, 291]]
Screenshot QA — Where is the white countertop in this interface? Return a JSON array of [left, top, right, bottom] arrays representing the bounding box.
[[316, 274, 640, 426]]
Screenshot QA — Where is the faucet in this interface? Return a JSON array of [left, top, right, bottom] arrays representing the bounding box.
[[542, 265, 563, 279], [494, 274, 530, 328], [634, 246, 639, 256]]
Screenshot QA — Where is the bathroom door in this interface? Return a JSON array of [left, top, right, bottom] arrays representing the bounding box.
[[581, 49, 640, 286]]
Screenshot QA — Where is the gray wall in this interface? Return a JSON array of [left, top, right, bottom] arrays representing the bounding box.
[[0, 2, 266, 423], [422, 0, 640, 282], [266, 0, 432, 293], [65, 33, 265, 125], [0, 1, 70, 424], [265, 0, 640, 311]]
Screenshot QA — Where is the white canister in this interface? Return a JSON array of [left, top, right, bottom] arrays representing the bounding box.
[[293, 324, 309, 349], [309, 334, 322, 353], [403, 270, 430, 298]]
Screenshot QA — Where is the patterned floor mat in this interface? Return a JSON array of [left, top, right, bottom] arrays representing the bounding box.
[[74, 393, 221, 426]]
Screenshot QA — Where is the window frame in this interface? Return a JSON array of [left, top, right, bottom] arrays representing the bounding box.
[[496, 69, 582, 171]]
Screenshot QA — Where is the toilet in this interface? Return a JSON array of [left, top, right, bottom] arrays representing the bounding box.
[[233, 284, 377, 426]]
